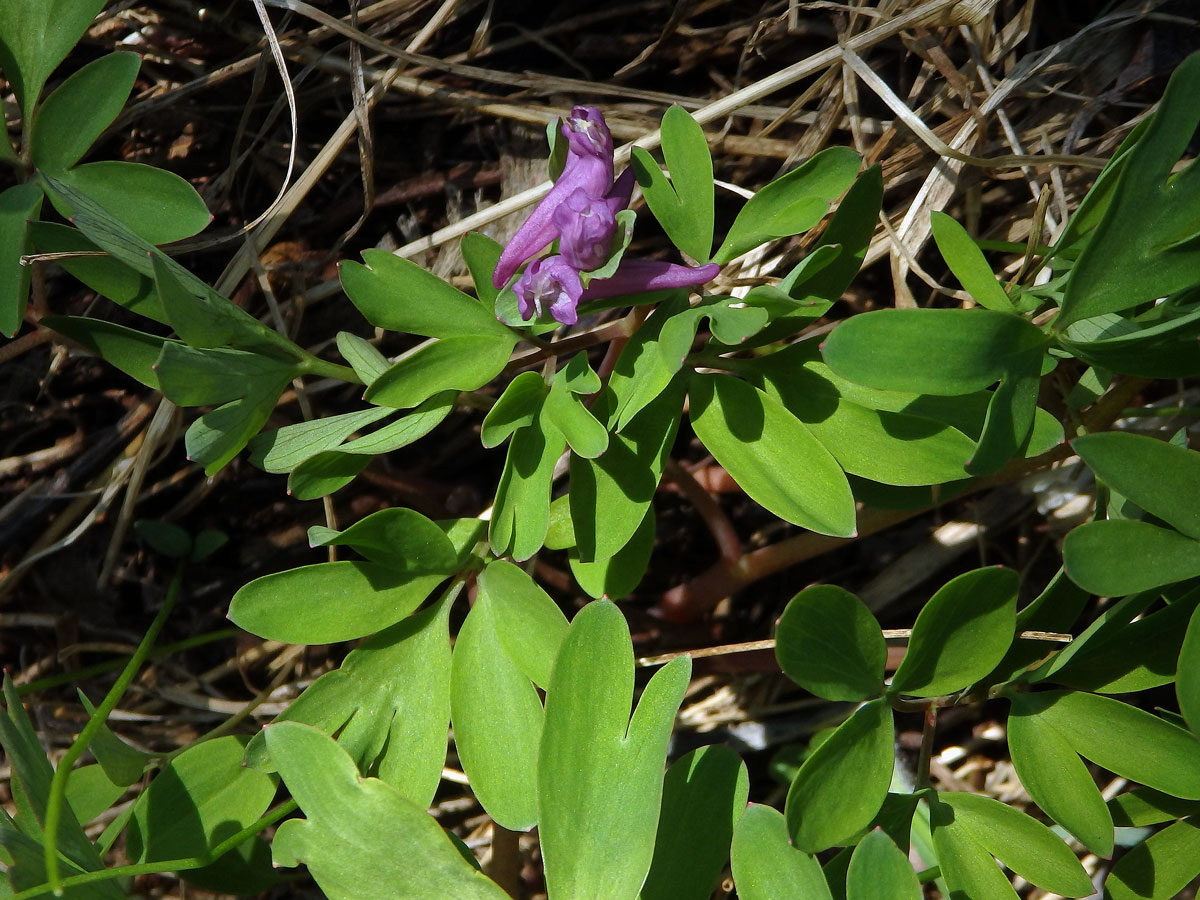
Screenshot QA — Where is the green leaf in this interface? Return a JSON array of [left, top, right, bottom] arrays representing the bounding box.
[[266, 722, 510, 900], [606, 294, 690, 431], [731, 803, 833, 900], [0, 825, 123, 900], [751, 344, 976, 486], [450, 594, 543, 830], [890, 567, 1017, 697], [77, 694, 150, 788], [63, 764, 124, 826], [785, 699, 894, 852], [985, 567, 1090, 682], [341, 249, 512, 339], [1007, 697, 1114, 857], [742, 164, 881, 348], [334, 393, 453, 455], [1108, 787, 1200, 827], [775, 584, 886, 701], [569, 504, 654, 599], [155, 343, 296, 407], [0, 182, 42, 336], [41, 316, 168, 388], [134, 519, 192, 558], [1106, 817, 1200, 900], [1063, 520, 1200, 595], [307, 508, 459, 575], [570, 380, 682, 562], [0, 0, 107, 114], [1059, 306, 1200, 378], [29, 222, 161, 320], [191, 528, 228, 563], [335, 331, 389, 384], [31, 52, 140, 172], [126, 735, 277, 862], [812, 359, 1063, 460], [928, 796, 1019, 900], [965, 351, 1041, 475], [537, 601, 691, 900], [631, 105, 714, 262], [707, 295, 773, 345], [155, 251, 273, 349], [715, 146, 861, 264], [846, 829, 921, 900], [184, 387, 285, 475], [689, 372, 855, 537], [477, 560, 568, 690], [247, 596, 454, 804], [60, 161, 211, 244], [480, 371, 546, 448], [248, 407, 394, 473], [0, 680, 117, 892], [489, 408, 564, 561], [544, 376, 608, 458], [930, 211, 1013, 312], [557, 351, 601, 394], [366, 595, 453, 804], [1058, 53, 1200, 327], [1043, 589, 1199, 694], [641, 745, 749, 900], [1011, 690, 1200, 799], [822, 308, 1048, 396], [461, 232, 503, 305], [1180, 605, 1200, 733], [1073, 431, 1200, 540], [229, 560, 445, 643], [365, 334, 515, 409], [287, 450, 370, 500], [40, 178, 302, 359]]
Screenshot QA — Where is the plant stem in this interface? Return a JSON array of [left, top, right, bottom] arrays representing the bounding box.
[[915, 705, 938, 792], [298, 354, 362, 383], [19, 800, 296, 900], [42, 565, 184, 894]]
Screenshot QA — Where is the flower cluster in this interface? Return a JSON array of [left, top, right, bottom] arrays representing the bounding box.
[[493, 106, 719, 325]]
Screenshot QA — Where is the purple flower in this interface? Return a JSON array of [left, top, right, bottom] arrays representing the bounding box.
[[514, 256, 584, 325], [553, 188, 618, 270], [581, 260, 721, 302], [493, 105, 721, 326], [493, 106, 617, 289], [562, 106, 614, 162]]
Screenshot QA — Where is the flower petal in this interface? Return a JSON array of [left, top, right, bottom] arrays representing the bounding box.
[[492, 152, 612, 289], [581, 260, 720, 301]]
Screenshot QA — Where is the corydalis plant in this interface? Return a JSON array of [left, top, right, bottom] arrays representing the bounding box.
[[496, 106, 718, 325]]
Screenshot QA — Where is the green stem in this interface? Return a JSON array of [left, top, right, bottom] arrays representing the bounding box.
[[298, 355, 362, 383], [18, 801, 296, 900], [915, 705, 938, 792], [42, 566, 185, 894]]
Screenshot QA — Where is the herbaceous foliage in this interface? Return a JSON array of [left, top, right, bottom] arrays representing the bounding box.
[[4, 10, 1200, 899]]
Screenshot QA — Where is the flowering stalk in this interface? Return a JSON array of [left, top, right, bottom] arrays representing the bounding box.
[[495, 106, 718, 325]]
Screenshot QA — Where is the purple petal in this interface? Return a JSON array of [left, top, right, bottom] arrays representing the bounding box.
[[492, 151, 612, 289], [514, 255, 584, 325], [553, 188, 618, 271], [563, 107, 614, 166], [606, 167, 635, 212], [581, 259, 720, 301]]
